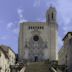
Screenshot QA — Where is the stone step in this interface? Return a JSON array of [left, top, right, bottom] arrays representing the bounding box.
[[25, 62, 51, 72]]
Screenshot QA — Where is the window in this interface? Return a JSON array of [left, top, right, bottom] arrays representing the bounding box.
[[29, 26, 33, 29], [31, 26, 32, 29], [33, 35, 39, 41], [40, 26, 41, 29], [38, 27, 39, 29], [29, 26, 31, 29], [52, 12, 54, 20], [28, 26, 44, 30], [42, 26, 44, 29], [33, 27, 34, 29]]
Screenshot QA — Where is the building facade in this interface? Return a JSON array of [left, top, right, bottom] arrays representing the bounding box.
[[0, 47, 10, 72], [10, 6, 65, 72], [0, 6, 66, 72], [0, 45, 16, 72], [58, 32, 72, 72], [18, 6, 58, 62]]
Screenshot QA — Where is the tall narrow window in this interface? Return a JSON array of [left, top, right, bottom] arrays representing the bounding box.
[[52, 12, 54, 20]]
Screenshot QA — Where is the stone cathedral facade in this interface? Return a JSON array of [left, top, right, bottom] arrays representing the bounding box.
[[10, 6, 66, 72], [18, 6, 58, 62]]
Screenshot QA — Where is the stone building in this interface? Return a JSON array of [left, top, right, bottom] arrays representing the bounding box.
[[58, 46, 66, 65], [0, 45, 16, 72], [15, 6, 59, 72], [10, 6, 64, 72], [58, 32, 72, 72], [0, 45, 16, 65], [18, 6, 58, 62], [0, 46, 10, 72]]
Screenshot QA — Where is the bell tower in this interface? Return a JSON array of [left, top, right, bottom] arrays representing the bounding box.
[[46, 6, 56, 23], [47, 6, 58, 60]]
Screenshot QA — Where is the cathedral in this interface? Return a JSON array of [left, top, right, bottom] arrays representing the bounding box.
[[11, 6, 65, 72], [19, 6, 58, 62]]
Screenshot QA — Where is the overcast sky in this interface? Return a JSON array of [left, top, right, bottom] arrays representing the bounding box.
[[0, 0, 72, 53]]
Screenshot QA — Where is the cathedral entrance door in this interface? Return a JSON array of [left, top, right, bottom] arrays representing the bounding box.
[[34, 56, 38, 62]]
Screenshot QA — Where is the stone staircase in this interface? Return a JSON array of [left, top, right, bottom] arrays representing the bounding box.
[[25, 61, 51, 72]]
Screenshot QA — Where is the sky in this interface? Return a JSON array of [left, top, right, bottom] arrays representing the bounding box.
[[0, 0, 72, 53]]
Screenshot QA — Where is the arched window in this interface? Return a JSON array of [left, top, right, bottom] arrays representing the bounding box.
[[52, 12, 54, 20]]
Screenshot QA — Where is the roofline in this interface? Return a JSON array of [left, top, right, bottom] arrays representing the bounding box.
[[0, 47, 9, 59], [20, 21, 46, 24], [0, 45, 16, 55], [62, 32, 72, 41], [8, 47, 16, 55]]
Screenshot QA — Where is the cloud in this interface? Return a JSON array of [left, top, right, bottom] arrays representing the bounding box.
[[62, 19, 72, 34], [0, 36, 8, 40], [7, 22, 14, 29], [36, 18, 46, 22], [56, 0, 72, 36], [58, 0, 72, 21], [7, 22, 18, 30], [33, 0, 41, 7], [17, 8, 23, 17], [6, 13, 28, 35], [12, 19, 28, 34], [17, 8, 24, 20], [17, 8, 28, 23], [19, 19, 28, 23], [12, 28, 19, 34], [46, 0, 58, 8], [7, 22, 19, 34]]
